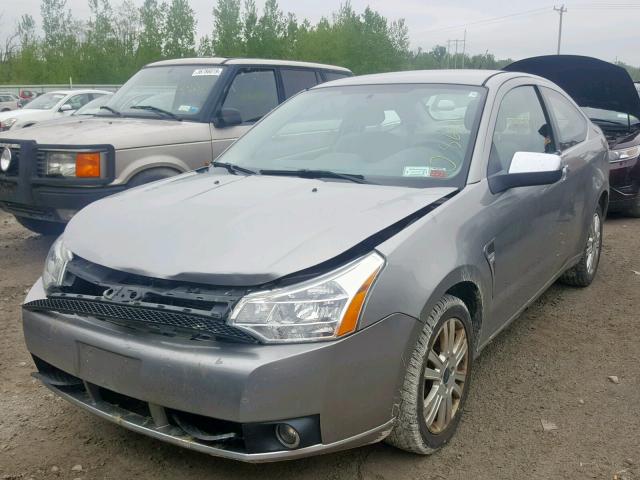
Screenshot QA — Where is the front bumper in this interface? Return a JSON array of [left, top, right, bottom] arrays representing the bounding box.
[[22, 280, 420, 462], [608, 157, 640, 212], [0, 139, 119, 222]]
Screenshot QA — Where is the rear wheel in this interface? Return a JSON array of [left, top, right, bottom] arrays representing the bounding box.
[[560, 205, 603, 287], [15, 216, 65, 236], [386, 294, 473, 454]]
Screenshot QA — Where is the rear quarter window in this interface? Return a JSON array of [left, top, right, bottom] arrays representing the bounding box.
[[281, 69, 318, 99]]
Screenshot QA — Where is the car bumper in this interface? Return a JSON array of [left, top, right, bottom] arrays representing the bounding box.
[[22, 280, 420, 462], [608, 157, 640, 212], [0, 139, 118, 222]]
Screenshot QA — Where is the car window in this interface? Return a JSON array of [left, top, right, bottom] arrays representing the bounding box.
[[541, 87, 587, 150], [0, 96, 10, 102], [281, 69, 318, 99], [74, 94, 112, 116], [63, 94, 92, 110], [323, 71, 350, 82], [216, 84, 487, 188], [222, 69, 279, 123], [489, 86, 553, 175], [23, 93, 65, 110]]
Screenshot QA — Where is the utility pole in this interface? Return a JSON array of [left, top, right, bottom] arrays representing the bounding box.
[[553, 5, 567, 55], [461, 29, 467, 68], [446, 37, 466, 69]]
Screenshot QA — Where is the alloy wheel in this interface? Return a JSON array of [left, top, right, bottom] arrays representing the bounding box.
[[423, 317, 469, 434], [585, 212, 601, 275]]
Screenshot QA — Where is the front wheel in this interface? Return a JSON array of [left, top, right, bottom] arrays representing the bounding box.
[[560, 205, 603, 287], [386, 294, 473, 454], [15, 216, 65, 236]]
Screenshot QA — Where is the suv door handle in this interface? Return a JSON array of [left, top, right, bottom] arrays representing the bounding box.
[[560, 165, 569, 181]]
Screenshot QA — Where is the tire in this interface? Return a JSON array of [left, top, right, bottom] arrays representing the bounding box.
[[127, 167, 181, 188], [560, 205, 603, 287], [386, 294, 473, 454], [15, 216, 65, 236]]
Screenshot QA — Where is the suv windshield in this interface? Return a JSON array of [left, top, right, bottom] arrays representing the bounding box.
[[25, 93, 65, 110], [215, 84, 486, 187], [100, 65, 225, 120]]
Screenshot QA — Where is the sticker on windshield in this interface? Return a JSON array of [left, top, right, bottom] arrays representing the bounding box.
[[403, 166, 431, 177], [178, 105, 199, 113], [468, 91, 478, 98], [192, 68, 222, 77]]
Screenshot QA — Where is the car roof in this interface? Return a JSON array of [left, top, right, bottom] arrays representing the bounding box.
[[145, 57, 351, 73], [45, 89, 111, 95], [312, 69, 525, 88]]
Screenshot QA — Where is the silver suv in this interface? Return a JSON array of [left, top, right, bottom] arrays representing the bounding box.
[[0, 58, 351, 234]]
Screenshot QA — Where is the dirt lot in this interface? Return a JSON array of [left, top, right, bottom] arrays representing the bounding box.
[[0, 209, 638, 480]]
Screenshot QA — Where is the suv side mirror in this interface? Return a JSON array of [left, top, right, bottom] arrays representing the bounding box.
[[59, 104, 74, 112], [489, 152, 563, 193], [213, 107, 242, 128]]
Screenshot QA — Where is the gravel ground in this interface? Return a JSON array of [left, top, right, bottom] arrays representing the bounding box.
[[0, 210, 638, 480]]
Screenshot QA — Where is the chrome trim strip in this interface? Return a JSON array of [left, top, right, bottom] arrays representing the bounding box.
[[40, 379, 395, 463]]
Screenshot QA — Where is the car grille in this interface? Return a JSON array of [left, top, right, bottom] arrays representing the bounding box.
[[36, 150, 46, 177], [24, 296, 257, 343]]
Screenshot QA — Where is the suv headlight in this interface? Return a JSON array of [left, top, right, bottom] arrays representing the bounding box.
[[610, 145, 639, 162], [229, 252, 385, 343], [42, 236, 73, 294], [45, 151, 103, 177]]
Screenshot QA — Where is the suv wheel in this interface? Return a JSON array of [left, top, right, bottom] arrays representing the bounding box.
[[560, 205, 603, 287], [386, 294, 473, 454], [15, 216, 65, 236]]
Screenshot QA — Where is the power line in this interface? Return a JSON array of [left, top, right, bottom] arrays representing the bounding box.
[[417, 7, 551, 35]]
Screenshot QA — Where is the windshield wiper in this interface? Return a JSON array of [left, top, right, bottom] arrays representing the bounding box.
[[131, 105, 181, 121], [99, 105, 122, 117], [260, 169, 369, 184], [212, 161, 257, 176]]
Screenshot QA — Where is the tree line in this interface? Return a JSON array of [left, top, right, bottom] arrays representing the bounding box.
[[0, 0, 638, 85]]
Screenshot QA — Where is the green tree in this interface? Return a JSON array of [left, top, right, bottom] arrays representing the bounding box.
[[138, 0, 165, 64], [163, 0, 196, 58], [212, 0, 243, 56]]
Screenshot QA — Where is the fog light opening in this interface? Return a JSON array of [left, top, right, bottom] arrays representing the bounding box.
[[275, 423, 300, 449]]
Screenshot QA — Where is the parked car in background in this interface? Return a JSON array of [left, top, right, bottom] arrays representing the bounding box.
[[17, 89, 39, 108], [505, 55, 640, 216], [22, 69, 608, 462], [0, 93, 20, 112], [0, 58, 352, 234], [0, 89, 110, 132], [29, 93, 115, 129]]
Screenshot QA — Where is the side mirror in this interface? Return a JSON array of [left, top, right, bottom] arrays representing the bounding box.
[[59, 104, 74, 112], [489, 152, 563, 193], [213, 107, 242, 128]]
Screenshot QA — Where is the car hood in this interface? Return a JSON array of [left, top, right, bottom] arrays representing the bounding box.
[[0, 109, 54, 122], [65, 172, 456, 286], [504, 55, 640, 119], [0, 116, 209, 149]]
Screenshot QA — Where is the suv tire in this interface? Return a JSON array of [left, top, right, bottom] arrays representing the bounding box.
[[560, 204, 603, 287]]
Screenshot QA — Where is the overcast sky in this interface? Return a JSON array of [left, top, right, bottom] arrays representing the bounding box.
[[2, 0, 639, 65]]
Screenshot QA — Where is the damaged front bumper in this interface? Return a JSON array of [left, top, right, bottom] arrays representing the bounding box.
[[22, 280, 420, 462]]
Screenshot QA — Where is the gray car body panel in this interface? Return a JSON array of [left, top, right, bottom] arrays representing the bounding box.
[[64, 172, 455, 285], [22, 69, 609, 461]]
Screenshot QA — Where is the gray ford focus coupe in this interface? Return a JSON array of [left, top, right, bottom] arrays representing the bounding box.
[[22, 70, 609, 462]]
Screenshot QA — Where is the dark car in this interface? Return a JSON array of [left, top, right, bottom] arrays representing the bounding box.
[[505, 55, 640, 216]]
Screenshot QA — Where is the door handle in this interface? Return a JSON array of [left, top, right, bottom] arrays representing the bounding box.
[[560, 165, 569, 181]]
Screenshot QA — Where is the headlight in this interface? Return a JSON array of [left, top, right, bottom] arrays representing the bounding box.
[[45, 151, 103, 177], [42, 236, 73, 294], [229, 252, 385, 343], [609, 145, 640, 162], [0, 118, 17, 130], [0, 147, 11, 172]]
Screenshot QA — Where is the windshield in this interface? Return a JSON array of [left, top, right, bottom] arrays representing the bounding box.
[[74, 94, 112, 116], [583, 107, 640, 127], [100, 65, 225, 120], [24, 93, 65, 110], [214, 84, 486, 187]]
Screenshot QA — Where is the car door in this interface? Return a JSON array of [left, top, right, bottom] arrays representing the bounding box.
[[484, 84, 568, 331], [210, 67, 280, 160], [539, 86, 592, 258]]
